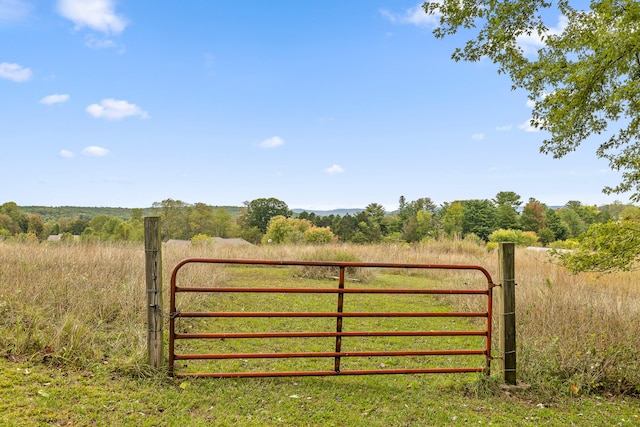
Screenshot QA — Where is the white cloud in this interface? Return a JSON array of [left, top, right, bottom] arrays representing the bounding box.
[[496, 125, 512, 131], [259, 136, 284, 148], [323, 164, 345, 175], [380, 3, 440, 28], [40, 94, 70, 105], [0, 62, 32, 82], [526, 99, 536, 108], [0, 0, 32, 22], [81, 146, 109, 157], [85, 36, 117, 49], [86, 98, 149, 120], [517, 16, 568, 55], [57, 0, 127, 35], [471, 133, 485, 141], [59, 149, 74, 158], [518, 119, 542, 132]]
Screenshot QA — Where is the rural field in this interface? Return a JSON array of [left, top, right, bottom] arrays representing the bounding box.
[[1, 238, 640, 426]]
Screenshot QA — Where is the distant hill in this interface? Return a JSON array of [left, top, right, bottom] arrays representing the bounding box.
[[292, 208, 365, 217], [20, 206, 142, 222], [19, 205, 243, 222]]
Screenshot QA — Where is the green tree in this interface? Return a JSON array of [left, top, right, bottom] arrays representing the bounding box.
[[544, 207, 569, 241], [126, 218, 144, 241], [520, 199, 546, 233], [0, 202, 28, 234], [65, 219, 89, 236], [0, 213, 18, 235], [244, 198, 291, 234], [240, 226, 263, 245], [316, 214, 333, 228], [333, 214, 358, 242], [189, 203, 216, 236], [211, 208, 234, 238], [365, 202, 386, 221], [537, 227, 556, 246], [495, 203, 520, 230], [27, 214, 44, 240], [559, 220, 640, 273], [424, 0, 640, 200], [557, 208, 586, 238], [297, 211, 319, 225], [43, 220, 60, 237], [400, 209, 438, 242], [416, 210, 438, 241], [350, 203, 389, 243], [493, 191, 522, 230], [396, 196, 407, 217], [401, 216, 420, 243], [365, 202, 388, 237], [441, 201, 464, 238], [395, 197, 439, 240], [563, 201, 602, 228], [493, 191, 522, 210], [88, 215, 112, 234], [599, 201, 628, 221], [130, 208, 144, 223], [461, 199, 497, 241], [102, 217, 124, 238], [112, 221, 131, 241], [152, 199, 191, 240], [620, 205, 640, 221], [406, 197, 437, 215]]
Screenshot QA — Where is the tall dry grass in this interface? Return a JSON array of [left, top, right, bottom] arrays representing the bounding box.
[[1, 239, 639, 395], [0, 241, 147, 368], [513, 249, 640, 397]]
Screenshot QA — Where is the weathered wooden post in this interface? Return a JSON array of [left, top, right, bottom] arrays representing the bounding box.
[[145, 216, 163, 368], [498, 242, 516, 385]]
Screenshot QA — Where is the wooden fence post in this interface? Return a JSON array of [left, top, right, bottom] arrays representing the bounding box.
[[145, 216, 163, 368], [498, 242, 516, 385]]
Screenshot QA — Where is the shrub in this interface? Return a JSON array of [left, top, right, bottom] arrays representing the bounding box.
[[191, 233, 213, 245], [463, 233, 483, 245], [303, 226, 335, 244], [382, 232, 403, 243], [262, 216, 310, 244], [485, 241, 498, 251], [488, 228, 538, 246], [291, 247, 376, 282]]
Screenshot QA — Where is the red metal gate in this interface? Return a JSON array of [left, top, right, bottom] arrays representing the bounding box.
[[169, 259, 495, 378]]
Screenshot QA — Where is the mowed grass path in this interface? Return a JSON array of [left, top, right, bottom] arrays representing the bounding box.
[[170, 265, 489, 377]]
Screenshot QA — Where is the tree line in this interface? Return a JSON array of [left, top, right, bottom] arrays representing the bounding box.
[[1, 193, 634, 248]]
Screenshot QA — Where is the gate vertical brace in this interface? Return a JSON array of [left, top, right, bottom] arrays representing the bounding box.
[[334, 266, 346, 373], [145, 216, 163, 369], [498, 242, 516, 385]]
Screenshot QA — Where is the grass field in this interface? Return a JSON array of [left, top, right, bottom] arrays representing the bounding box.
[[1, 239, 639, 425]]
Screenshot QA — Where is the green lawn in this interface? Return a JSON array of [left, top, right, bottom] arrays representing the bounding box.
[[2, 358, 639, 426]]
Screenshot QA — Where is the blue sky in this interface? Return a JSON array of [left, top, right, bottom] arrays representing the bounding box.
[[0, 0, 628, 210]]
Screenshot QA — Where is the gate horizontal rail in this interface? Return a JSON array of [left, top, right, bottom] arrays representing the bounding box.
[[169, 258, 495, 378], [177, 311, 487, 317]]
